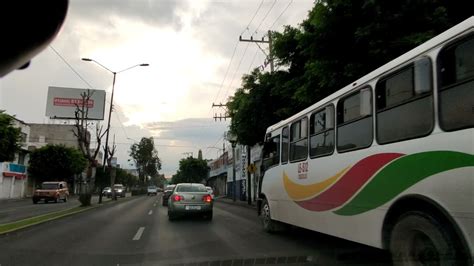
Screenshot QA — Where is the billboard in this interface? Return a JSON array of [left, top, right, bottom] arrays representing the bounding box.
[[45, 86, 106, 120]]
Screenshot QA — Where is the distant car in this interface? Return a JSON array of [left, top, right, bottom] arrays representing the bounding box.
[[205, 186, 215, 199], [167, 183, 213, 221], [33, 181, 69, 204], [102, 187, 112, 197], [162, 184, 176, 206], [113, 184, 126, 198], [147, 185, 158, 196]]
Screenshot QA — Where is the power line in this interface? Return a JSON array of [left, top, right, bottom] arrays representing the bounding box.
[[49, 45, 95, 90], [247, 46, 261, 73], [223, 41, 251, 100], [253, 0, 278, 35], [240, 0, 265, 35], [210, 41, 239, 109], [269, 0, 294, 30]]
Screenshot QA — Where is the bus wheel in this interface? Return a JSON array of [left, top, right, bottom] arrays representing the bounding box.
[[261, 199, 285, 233], [389, 211, 468, 266]]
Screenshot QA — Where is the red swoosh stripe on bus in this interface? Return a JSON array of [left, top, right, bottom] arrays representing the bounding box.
[[295, 153, 404, 211]]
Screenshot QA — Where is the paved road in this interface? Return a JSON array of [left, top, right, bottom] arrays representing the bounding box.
[[0, 195, 391, 266], [0, 194, 122, 224]]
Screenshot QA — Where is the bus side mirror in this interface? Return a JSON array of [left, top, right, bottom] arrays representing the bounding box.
[[265, 133, 271, 141], [414, 57, 432, 94]]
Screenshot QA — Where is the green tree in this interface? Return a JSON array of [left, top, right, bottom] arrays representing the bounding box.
[[28, 144, 87, 183], [171, 157, 209, 184], [228, 0, 472, 146], [129, 137, 161, 183], [0, 111, 22, 162]]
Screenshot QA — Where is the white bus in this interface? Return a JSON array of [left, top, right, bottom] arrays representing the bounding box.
[[258, 17, 474, 265]]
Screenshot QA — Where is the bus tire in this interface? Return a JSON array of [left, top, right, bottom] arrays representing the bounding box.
[[261, 199, 285, 233], [389, 211, 469, 266]]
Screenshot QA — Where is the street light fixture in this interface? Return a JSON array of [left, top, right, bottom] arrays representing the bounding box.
[[81, 58, 149, 170]]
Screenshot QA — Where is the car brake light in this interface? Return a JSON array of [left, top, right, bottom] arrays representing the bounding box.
[[202, 195, 212, 203], [172, 195, 183, 201]]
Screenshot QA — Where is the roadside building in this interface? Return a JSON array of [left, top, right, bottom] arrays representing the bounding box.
[[207, 151, 228, 197], [0, 117, 30, 199], [226, 144, 248, 201]]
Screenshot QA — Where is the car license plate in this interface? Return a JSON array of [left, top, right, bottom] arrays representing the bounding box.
[[185, 205, 201, 210]]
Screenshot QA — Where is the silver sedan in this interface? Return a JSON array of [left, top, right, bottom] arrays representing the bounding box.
[[167, 183, 213, 221]]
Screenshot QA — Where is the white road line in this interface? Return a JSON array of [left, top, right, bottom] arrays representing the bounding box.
[[153, 203, 156, 207], [132, 227, 145, 241], [148, 210, 153, 215]]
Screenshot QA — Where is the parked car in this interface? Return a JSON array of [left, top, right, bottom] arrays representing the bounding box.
[[167, 183, 213, 221], [147, 185, 158, 196], [33, 181, 69, 204], [205, 186, 215, 199], [102, 187, 112, 197], [113, 184, 126, 197], [162, 184, 176, 206]]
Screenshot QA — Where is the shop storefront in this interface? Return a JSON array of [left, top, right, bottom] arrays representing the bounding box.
[[0, 162, 27, 199]]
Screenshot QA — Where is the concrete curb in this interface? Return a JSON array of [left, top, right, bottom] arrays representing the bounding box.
[[215, 197, 257, 210]]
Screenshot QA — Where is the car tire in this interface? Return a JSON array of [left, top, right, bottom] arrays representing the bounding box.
[[261, 198, 286, 233], [389, 211, 468, 266], [168, 211, 176, 221], [162, 199, 167, 206], [204, 211, 213, 221], [63, 195, 68, 202], [32, 199, 38, 204]]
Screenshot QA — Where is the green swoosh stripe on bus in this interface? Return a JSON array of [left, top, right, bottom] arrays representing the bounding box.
[[334, 151, 474, 216]]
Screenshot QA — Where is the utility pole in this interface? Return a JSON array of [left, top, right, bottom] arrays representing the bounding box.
[[211, 103, 231, 121], [239, 30, 274, 73]]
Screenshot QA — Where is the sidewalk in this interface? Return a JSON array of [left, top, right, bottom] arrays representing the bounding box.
[[215, 196, 257, 209]]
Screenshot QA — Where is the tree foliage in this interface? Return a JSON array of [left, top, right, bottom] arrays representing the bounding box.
[[171, 157, 209, 184], [129, 137, 161, 183], [95, 167, 139, 189], [227, 0, 472, 146], [28, 144, 87, 183], [0, 111, 22, 162]]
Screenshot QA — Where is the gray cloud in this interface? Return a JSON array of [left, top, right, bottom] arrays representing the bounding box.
[[70, 0, 185, 30]]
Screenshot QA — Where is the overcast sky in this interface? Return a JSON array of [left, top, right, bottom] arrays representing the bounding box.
[[0, 0, 314, 177]]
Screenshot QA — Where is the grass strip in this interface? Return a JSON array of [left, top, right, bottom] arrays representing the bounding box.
[[0, 206, 95, 235]]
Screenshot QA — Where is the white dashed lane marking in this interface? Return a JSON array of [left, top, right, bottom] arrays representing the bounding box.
[[148, 210, 153, 215], [132, 227, 145, 241]]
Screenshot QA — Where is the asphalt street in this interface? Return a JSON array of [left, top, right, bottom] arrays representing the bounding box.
[[0, 194, 118, 224], [0, 194, 391, 266]]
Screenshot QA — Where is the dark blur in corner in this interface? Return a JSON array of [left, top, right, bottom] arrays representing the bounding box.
[[0, 1, 69, 77]]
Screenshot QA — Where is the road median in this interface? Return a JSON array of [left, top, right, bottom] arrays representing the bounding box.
[[0, 195, 137, 235]]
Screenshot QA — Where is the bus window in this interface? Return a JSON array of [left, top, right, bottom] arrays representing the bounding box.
[[376, 57, 434, 144], [281, 127, 289, 164], [337, 88, 373, 152], [290, 118, 308, 161], [310, 105, 334, 158], [438, 34, 474, 131], [262, 135, 280, 170]]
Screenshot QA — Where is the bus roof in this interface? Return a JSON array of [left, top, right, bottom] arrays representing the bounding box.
[[266, 16, 474, 134]]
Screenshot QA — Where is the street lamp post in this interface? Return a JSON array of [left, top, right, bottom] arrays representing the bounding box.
[[81, 58, 148, 170]]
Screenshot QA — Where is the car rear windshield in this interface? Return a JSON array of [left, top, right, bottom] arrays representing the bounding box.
[[176, 185, 207, 192], [41, 183, 59, 189]]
